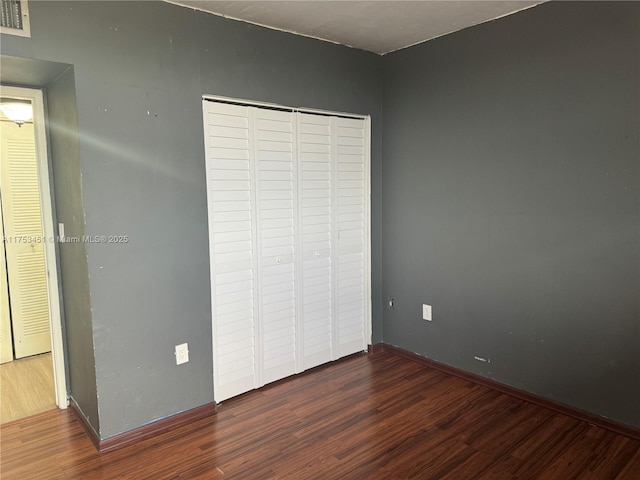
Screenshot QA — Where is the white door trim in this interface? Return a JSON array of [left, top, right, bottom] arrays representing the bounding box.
[[364, 117, 372, 346], [1, 85, 67, 408]]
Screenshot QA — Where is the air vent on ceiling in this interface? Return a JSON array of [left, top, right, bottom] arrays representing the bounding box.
[[1, 0, 30, 37]]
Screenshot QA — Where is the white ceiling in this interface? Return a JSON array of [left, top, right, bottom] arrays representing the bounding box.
[[168, 1, 544, 55]]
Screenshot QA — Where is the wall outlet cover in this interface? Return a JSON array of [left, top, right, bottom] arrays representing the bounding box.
[[175, 343, 189, 365], [422, 304, 432, 321]]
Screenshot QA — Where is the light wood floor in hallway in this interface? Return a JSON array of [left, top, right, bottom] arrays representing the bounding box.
[[0, 353, 56, 424], [1, 350, 639, 479]]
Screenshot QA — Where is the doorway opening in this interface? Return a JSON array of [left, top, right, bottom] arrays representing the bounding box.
[[0, 85, 66, 423]]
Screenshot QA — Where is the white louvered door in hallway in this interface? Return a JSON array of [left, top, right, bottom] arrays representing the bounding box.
[[204, 98, 370, 403], [0, 120, 52, 360]]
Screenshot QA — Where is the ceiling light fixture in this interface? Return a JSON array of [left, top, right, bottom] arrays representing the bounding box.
[[0, 99, 33, 127]]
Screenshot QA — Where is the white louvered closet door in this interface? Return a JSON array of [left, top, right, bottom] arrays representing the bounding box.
[[204, 102, 257, 402], [254, 109, 298, 384], [335, 117, 368, 357], [296, 113, 334, 370], [205, 98, 370, 403]]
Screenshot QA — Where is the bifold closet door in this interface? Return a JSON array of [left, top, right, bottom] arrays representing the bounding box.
[[205, 102, 299, 401], [204, 101, 257, 402], [205, 99, 369, 403], [335, 117, 368, 358], [297, 113, 334, 370], [296, 114, 368, 367], [254, 109, 298, 385]]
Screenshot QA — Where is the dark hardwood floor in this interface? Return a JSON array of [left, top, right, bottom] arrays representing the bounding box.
[[1, 350, 639, 479]]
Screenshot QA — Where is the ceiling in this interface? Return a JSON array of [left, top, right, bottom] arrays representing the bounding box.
[[167, 1, 544, 55]]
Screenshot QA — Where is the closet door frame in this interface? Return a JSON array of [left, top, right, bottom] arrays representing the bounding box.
[[203, 95, 371, 402]]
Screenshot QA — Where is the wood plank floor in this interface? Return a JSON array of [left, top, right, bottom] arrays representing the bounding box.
[[1, 350, 639, 479], [0, 353, 56, 424]]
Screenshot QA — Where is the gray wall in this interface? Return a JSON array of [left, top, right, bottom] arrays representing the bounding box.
[[1, 1, 382, 438], [381, 1, 639, 428]]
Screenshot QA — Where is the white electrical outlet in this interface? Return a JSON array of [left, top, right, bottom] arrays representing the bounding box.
[[422, 304, 432, 321], [175, 343, 189, 365]]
